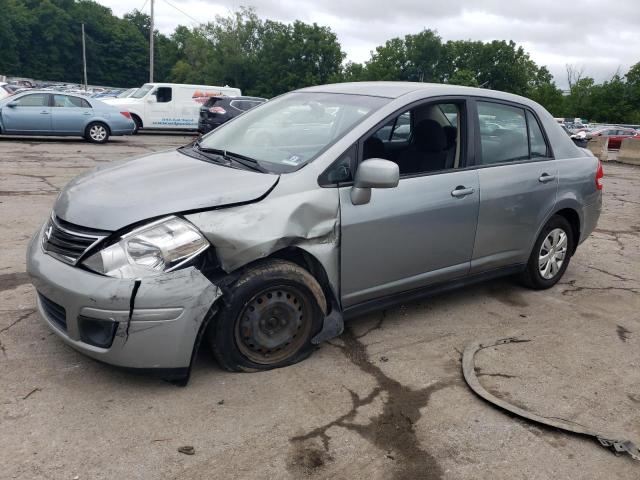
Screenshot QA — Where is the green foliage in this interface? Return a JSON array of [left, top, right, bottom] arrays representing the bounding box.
[[0, 1, 638, 123]]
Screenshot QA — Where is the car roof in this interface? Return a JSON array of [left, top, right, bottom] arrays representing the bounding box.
[[298, 81, 539, 106], [13, 90, 93, 99]]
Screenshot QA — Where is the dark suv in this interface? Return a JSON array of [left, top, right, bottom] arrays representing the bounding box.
[[198, 96, 266, 133]]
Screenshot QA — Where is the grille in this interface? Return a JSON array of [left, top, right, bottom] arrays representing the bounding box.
[[38, 293, 67, 332], [42, 215, 110, 265]]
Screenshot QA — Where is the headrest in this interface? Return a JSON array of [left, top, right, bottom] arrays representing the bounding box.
[[414, 119, 447, 153]]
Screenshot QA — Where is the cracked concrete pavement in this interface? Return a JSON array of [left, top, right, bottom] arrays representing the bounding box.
[[1, 134, 639, 479]]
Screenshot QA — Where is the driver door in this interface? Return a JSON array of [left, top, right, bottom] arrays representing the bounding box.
[[339, 98, 480, 308], [2, 93, 52, 133]]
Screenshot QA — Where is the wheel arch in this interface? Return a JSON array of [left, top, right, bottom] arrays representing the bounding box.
[[266, 246, 336, 311], [130, 112, 143, 128], [553, 207, 581, 254], [85, 119, 112, 135]]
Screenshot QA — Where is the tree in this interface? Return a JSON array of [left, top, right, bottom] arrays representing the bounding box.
[[447, 69, 478, 87]]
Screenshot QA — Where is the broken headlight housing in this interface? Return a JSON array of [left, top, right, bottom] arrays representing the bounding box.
[[82, 216, 209, 278]]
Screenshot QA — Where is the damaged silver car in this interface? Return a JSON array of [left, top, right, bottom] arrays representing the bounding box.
[[27, 82, 603, 383]]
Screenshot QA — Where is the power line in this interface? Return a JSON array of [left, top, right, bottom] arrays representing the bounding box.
[[140, 0, 148, 12], [161, 0, 202, 26]]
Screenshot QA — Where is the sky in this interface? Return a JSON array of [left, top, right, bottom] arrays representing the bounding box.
[[97, 0, 640, 89]]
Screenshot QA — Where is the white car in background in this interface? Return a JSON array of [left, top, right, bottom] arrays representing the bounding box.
[[104, 83, 242, 133], [0, 82, 15, 100]]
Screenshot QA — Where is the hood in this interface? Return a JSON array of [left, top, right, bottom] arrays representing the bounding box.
[[54, 149, 279, 231]]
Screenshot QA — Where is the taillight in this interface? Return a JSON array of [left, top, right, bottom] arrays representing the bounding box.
[[595, 160, 603, 190], [208, 106, 226, 114], [120, 111, 131, 119]]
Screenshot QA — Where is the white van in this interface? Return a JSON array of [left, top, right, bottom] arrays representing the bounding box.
[[104, 83, 242, 132]]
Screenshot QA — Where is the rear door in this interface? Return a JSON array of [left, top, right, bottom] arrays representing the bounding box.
[[471, 100, 558, 273], [1, 93, 52, 133], [51, 94, 93, 134]]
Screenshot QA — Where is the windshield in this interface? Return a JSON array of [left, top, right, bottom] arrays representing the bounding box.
[[198, 92, 390, 172], [117, 88, 135, 98], [131, 84, 153, 99]]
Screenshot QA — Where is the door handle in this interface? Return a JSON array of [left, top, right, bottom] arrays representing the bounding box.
[[40, 111, 50, 115], [538, 173, 556, 183], [82, 112, 92, 115], [451, 186, 475, 198]]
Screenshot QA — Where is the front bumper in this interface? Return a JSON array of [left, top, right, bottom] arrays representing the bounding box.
[[26, 226, 221, 369]]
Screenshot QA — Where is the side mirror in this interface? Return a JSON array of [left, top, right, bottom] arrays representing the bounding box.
[[350, 158, 399, 205], [146, 94, 156, 103], [7, 101, 17, 108]]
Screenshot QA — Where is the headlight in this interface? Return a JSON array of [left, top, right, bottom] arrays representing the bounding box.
[[82, 216, 209, 278]]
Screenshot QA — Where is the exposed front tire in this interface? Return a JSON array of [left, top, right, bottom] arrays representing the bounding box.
[[520, 215, 574, 289], [85, 122, 110, 144], [208, 259, 327, 372]]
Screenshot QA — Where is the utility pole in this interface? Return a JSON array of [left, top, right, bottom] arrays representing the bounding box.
[[81, 23, 88, 91], [149, 0, 154, 83]]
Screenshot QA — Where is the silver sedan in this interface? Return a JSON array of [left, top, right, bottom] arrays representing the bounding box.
[[27, 82, 603, 383], [0, 91, 135, 143]]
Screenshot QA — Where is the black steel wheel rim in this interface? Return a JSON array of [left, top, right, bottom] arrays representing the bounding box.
[[234, 285, 312, 365]]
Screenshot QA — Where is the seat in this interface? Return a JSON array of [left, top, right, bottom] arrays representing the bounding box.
[[362, 136, 386, 160], [397, 119, 448, 175]]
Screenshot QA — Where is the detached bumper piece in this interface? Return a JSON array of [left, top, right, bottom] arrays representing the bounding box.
[[462, 336, 640, 462]]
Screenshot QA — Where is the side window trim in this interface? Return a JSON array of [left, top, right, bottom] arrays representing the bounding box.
[[469, 97, 555, 169]]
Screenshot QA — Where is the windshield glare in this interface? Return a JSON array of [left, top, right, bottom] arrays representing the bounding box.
[[198, 92, 390, 172], [131, 84, 153, 99]]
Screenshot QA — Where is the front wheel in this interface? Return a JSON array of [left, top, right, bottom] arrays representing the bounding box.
[[85, 122, 110, 144], [208, 259, 327, 372], [520, 215, 574, 289]]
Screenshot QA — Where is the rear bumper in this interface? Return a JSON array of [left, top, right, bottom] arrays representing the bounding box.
[[579, 192, 602, 244], [26, 225, 221, 369]]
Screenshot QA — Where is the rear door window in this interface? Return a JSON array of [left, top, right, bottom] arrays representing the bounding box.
[[477, 102, 528, 165], [477, 101, 551, 165], [53, 95, 90, 108], [527, 111, 549, 158], [230, 100, 250, 111]]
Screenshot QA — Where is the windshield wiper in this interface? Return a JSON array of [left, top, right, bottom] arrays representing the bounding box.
[[181, 143, 231, 167], [194, 141, 266, 173]]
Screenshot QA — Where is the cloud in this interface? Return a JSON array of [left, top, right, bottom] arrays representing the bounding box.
[[98, 0, 640, 88]]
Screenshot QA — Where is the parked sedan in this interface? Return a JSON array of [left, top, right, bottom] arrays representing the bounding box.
[[198, 95, 266, 133], [27, 82, 602, 383], [0, 91, 135, 143], [587, 126, 640, 149]]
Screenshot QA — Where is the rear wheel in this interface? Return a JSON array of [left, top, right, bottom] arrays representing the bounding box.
[[208, 260, 326, 372], [520, 215, 573, 289], [85, 122, 110, 144]]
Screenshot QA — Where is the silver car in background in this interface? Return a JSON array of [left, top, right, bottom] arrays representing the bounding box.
[[26, 82, 603, 383], [0, 90, 135, 143]]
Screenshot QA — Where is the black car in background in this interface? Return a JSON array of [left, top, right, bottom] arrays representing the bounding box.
[[198, 95, 266, 133]]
